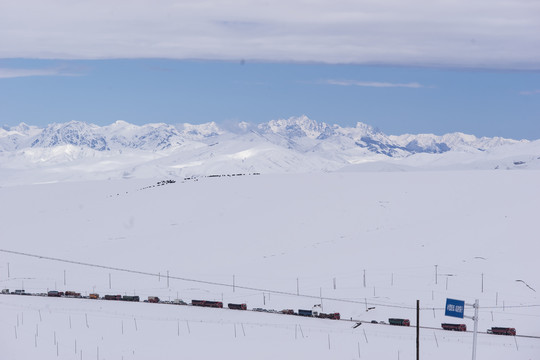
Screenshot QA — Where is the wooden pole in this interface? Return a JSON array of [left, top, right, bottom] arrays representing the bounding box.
[[363, 270, 366, 287], [481, 273, 484, 293]]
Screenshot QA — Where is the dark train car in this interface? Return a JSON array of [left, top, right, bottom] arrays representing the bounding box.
[[65, 291, 81, 298], [298, 309, 313, 317], [104, 294, 122, 300], [389, 318, 410, 326], [488, 327, 516, 336], [442, 323, 467, 332], [48, 291, 61, 297], [228, 303, 247, 310], [148, 296, 160, 303], [281, 309, 295, 315], [192, 300, 223, 308], [122, 295, 140, 302]]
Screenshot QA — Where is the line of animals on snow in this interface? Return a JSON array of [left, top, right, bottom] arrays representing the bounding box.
[[1, 289, 516, 335], [110, 173, 262, 196]]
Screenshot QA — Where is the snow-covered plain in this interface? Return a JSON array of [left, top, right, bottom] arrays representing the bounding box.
[[1, 170, 539, 359]]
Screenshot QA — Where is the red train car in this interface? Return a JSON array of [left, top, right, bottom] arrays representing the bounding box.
[[318, 313, 341, 320], [442, 323, 467, 331], [192, 300, 223, 308], [488, 327, 516, 336]]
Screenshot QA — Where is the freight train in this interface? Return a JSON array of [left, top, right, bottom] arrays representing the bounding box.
[[0, 289, 518, 334]]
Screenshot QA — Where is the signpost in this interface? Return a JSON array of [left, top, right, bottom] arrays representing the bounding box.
[[445, 298, 479, 360], [445, 298, 465, 318]]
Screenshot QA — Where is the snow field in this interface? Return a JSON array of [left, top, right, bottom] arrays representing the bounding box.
[[1, 294, 537, 360], [1, 171, 539, 359]]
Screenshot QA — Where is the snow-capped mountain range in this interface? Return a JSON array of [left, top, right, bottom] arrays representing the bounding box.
[[0, 116, 538, 184], [0, 115, 525, 154]]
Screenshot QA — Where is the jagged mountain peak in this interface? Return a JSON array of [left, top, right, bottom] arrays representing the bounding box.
[[259, 115, 332, 139], [30, 121, 107, 150], [176, 122, 222, 139], [389, 131, 523, 152], [354, 121, 378, 134], [46, 120, 99, 131], [2, 122, 32, 133]]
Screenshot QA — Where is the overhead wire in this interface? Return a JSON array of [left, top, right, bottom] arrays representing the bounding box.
[[0, 248, 418, 309], [2, 248, 539, 311]]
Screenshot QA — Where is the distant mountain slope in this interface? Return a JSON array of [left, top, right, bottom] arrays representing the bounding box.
[[1, 116, 525, 155], [0, 116, 537, 184]]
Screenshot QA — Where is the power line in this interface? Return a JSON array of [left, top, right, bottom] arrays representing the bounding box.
[[5, 248, 538, 312], [427, 305, 540, 311], [0, 248, 416, 309]]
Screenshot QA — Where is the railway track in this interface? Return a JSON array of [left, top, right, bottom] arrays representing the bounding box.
[[2, 292, 539, 339], [341, 318, 540, 339]]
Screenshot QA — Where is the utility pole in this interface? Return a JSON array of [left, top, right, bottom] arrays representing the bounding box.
[[416, 300, 420, 360], [481, 273, 484, 293], [461, 299, 479, 360], [472, 299, 479, 360], [435, 265, 438, 284]]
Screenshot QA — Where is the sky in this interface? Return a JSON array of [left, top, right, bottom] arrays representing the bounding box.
[[0, 0, 539, 139]]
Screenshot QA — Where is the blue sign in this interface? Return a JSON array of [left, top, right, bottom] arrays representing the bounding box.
[[445, 298, 465, 318]]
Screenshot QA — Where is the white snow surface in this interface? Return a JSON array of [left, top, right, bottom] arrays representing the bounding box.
[[1, 171, 539, 359]]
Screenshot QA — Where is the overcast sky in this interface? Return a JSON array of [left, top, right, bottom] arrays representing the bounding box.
[[0, 0, 539, 138]]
